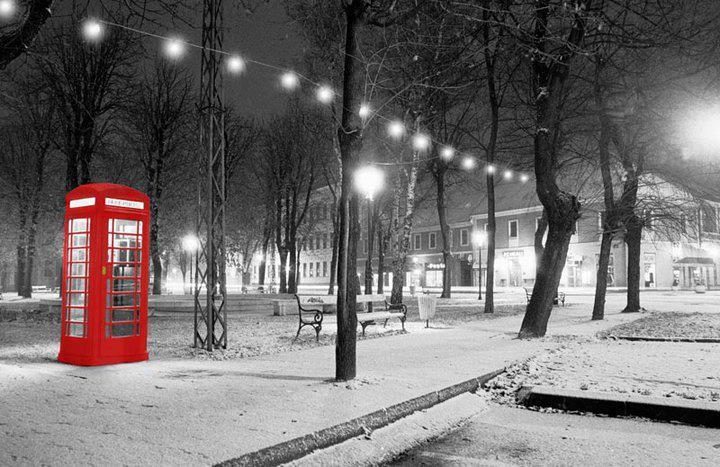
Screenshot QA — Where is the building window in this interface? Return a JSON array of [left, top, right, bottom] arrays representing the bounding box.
[[323, 233, 328, 249], [316, 236, 321, 250], [303, 263, 307, 278], [308, 236, 314, 251], [429, 232, 437, 249], [414, 234, 421, 250], [309, 262, 314, 278], [323, 261, 328, 277], [509, 220, 518, 238], [316, 262, 320, 277], [460, 229, 469, 246]]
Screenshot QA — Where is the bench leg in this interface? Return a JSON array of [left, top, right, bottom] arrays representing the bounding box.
[[383, 319, 389, 328], [360, 322, 368, 337], [314, 324, 321, 342], [294, 324, 303, 342], [401, 317, 406, 332]]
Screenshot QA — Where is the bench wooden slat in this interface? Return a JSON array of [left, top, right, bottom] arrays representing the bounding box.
[[357, 311, 400, 322]]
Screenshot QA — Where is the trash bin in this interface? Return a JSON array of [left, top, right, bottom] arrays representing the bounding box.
[[417, 294, 437, 328]]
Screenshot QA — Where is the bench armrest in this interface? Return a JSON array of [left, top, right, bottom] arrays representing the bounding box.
[[294, 295, 324, 323], [384, 300, 407, 316]]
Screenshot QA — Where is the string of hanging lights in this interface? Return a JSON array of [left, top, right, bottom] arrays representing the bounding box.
[[78, 17, 531, 184]]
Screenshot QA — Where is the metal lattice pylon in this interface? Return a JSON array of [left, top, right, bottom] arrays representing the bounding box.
[[194, 0, 227, 350]]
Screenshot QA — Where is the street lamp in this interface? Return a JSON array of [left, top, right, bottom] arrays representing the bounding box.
[[355, 165, 385, 298], [472, 230, 487, 300], [182, 234, 200, 294]]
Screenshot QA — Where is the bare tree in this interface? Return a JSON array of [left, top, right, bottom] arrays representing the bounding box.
[[0, 89, 57, 298], [0, 0, 53, 69], [123, 61, 194, 294], [31, 10, 137, 192]]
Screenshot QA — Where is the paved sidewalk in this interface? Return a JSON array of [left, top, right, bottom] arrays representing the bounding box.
[[0, 307, 637, 466]]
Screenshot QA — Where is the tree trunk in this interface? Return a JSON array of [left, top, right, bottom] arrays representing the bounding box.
[[592, 230, 613, 320], [391, 146, 420, 305], [484, 173, 496, 313], [288, 235, 298, 294], [0, 0, 53, 70], [258, 223, 271, 286], [520, 213, 576, 337], [335, 0, 366, 381], [534, 210, 548, 277], [435, 165, 452, 298], [518, 0, 589, 338], [278, 248, 288, 293], [622, 215, 642, 313]]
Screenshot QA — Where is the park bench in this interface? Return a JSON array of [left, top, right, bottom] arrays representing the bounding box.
[[355, 294, 407, 336], [523, 287, 566, 307], [291, 293, 407, 340]]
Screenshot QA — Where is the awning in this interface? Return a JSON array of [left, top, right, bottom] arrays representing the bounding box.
[[675, 257, 715, 265]]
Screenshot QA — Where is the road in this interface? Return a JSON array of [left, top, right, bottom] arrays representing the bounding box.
[[390, 405, 720, 466]]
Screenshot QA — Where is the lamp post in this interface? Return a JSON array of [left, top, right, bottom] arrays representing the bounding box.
[[472, 230, 487, 301], [182, 234, 200, 295], [354, 165, 385, 302]]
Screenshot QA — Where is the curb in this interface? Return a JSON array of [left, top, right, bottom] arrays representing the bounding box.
[[517, 385, 720, 428], [214, 368, 505, 467], [611, 335, 720, 344]]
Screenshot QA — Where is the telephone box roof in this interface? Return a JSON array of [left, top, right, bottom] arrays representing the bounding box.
[[66, 183, 148, 202]]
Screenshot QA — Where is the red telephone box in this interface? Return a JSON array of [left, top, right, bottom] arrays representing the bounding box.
[[58, 183, 150, 366]]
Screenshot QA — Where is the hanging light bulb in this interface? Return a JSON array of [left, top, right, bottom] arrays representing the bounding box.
[[387, 120, 405, 139], [503, 170, 513, 180], [520, 174, 529, 183], [0, 0, 15, 18], [486, 164, 496, 174], [359, 104, 371, 119], [462, 156, 476, 170], [280, 71, 300, 90], [82, 18, 104, 41], [316, 85, 334, 104], [412, 133, 431, 151], [227, 55, 246, 74], [164, 38, 185, 59], [440, 146, 455, 161]]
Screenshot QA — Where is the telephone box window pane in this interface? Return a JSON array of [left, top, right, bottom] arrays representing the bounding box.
[[69, 324, 85, 337], [69, 309, 85, 321], [115, 219, 138, 234], [113, 234, 137, 248], [69, 279, 86, 291], [70, 263, 87, 276], [113, 265, 135, 277], [69, 293, 85, 306], [112, 309, 134, 322], [112, 294, 135, 307], [72, 234, 88, 247], [71, 249, 87, 261], [113, 279, 135, 292], [112, 323, 133, 337], [71, 219, 88, 232]]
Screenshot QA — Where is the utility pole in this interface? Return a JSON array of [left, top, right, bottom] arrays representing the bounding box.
[[194, 0, 227, 350]]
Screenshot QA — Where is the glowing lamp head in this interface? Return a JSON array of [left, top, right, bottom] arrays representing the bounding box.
[[486, 164, 496, 174], [520, 174, 529, 183], [440, 146, 455, 161], [354, 165, 385, 200], [0, 0, 15, 17], [462, 157, 476, 170], [503, 170, 512, 180], [387, 120, 405, 139], [412, 133, 431, 152], [359, 104, 371, 119], [472, 230, 487, 248], [227, 55, 246, 74], [82, 19, 104, 41], [164, 38, 185, 59], [316, 85, 334, 104], [280, 71, 300, 90], [182, 234, 200, 252]]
